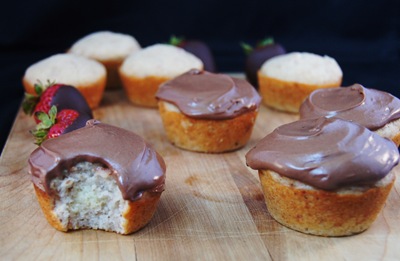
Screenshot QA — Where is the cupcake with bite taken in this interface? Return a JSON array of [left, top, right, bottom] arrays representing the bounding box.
[[258, 52, 342, 113], [246, 117, 399, 236], [119, 44, 203, 107], [156, 69, 261, 153], [300, 83, 400, 146], [28, 120, 166, 234]]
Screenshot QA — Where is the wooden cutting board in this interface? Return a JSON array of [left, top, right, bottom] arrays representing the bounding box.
[[1, 87, 399, 261]]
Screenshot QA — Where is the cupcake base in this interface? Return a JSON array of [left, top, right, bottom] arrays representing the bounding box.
[[34, 184, 161, 235], [258, 73, 341, 113], [375, 118, 400, 147], [258, 169, 395, 237], [158, 101, 258, 153], [120, 74, 169, 107]]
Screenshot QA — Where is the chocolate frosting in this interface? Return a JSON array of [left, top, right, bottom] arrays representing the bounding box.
[[245, 117, 399, 190], [28, 120, 166, 201], [156, 69, 261, 120], [300, 84, 400, 130]]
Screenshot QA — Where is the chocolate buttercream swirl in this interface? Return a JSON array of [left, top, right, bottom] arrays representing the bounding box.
[[156, 69, 261, 120], [300, 84, 400, 130], [29, 120, 166, 201], [245, 117, 399, 190]]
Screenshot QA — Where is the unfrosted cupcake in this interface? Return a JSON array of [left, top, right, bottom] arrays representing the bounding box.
[[68, 31, 141, 89], [22, 53, 106, 109], [299, 84, 400, 146], [258, 52, 342, 113], [156, 69, 261, 153], [119, 44, 203, 107], [246, 117, 399, 236]]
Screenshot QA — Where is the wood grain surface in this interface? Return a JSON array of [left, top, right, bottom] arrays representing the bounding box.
[[1, 88, 399, 261]]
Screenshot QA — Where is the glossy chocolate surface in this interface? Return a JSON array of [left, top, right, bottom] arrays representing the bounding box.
[[52, 85, 93, 134], [29, 120, 166, 201], [246, 117, 399, 190], [156, 69, 261, 120], [300, 84, 400, 130]]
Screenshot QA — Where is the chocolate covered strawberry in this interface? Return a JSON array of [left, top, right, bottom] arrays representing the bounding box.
[[241, 37, 286, 89], [169, 35, 217, 72], [22, 80, 93, 123], [31, 106, 92, 145]]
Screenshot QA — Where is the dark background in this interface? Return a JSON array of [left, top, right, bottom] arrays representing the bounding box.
[[1, 0, 399, 152]]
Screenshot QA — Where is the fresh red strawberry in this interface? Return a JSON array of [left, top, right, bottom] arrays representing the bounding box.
[[241, 37, 286, 89], [22, 80, 93, 123], [169, 35, 217, 72], [46, 109, 79, 139], [30, 106, 90, 145]]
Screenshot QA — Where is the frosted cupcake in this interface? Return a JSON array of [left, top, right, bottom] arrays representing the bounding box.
[[156, 69, 261, 153], [246, 117, 399, 236]]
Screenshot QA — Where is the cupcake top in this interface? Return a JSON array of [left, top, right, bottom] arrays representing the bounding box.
[[119, 44, 203, 78], [28, 120, 166, 201], [156, 69, 261, 120], [24, 53, 106, 86], [68, 31, 141, 62], [300, 84, 400, 130], [245, 117, 399, 190], [259, 52, 342, 85]]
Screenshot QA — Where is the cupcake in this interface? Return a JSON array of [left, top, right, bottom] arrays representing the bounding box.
[[68, 31, 141, 89], [119, 44, 203, 107], [28, 120, 166, 234], [156, 69, 261, 153], [258, 52, 343, 113], [22, 53, 106, 109], [300, 83, 400, 146], [245, 117, 399, 236]]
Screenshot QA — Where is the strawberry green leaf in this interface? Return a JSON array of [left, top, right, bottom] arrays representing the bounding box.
[[169, 35, 184, 46], [240, 42, 253, 55], [34, 82, 43, 96], [22, 93, 40, 115], [48, 105, 57, 120], [30, 105, 58, 145], [23, 80, 57, 115], [257, 37, 274, 48], [30, 129, 47, 145]]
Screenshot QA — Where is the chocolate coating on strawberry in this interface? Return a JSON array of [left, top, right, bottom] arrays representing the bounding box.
[[49, 85, 93, 119], [23, 81, 93, 122], [242, 38, 286, 88], [169, 36, 217, 72]]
